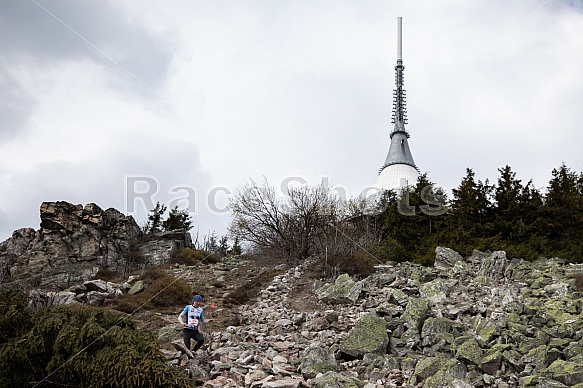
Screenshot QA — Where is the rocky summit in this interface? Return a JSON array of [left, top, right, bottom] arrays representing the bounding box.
[[156, 247, 583, 387], [0, 201, 192, 290]]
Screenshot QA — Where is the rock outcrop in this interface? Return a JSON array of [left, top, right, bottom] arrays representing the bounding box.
[[0, 201, 191, 290]]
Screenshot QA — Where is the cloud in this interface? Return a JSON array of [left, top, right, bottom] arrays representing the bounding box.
[[0, 0, 175, 142], [0, 68, 36, 140], [0, 128, 212, 238], [1, 0, 582, 244]]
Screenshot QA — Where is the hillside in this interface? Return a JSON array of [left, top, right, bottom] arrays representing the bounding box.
[[134, 248, 583, 387], [2, 200, 583, 386]]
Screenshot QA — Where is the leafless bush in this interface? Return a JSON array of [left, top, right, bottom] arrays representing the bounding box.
[[229, 179, 381, 260]]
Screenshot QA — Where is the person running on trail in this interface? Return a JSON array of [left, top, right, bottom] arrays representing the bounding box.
[[178, 294, 213, 353]]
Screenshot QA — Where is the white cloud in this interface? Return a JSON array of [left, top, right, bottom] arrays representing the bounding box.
[[1, 0, 582, 242]]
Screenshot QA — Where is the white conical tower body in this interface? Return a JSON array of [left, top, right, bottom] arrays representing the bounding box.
[[374, 17, 420, 192]]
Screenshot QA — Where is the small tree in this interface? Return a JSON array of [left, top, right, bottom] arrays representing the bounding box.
[[217, 235, 230, 257], [229, 236, 243, 256], [162, 206, 193, 231], [204, 232, 219, 253], [146, 202, 167, 234]]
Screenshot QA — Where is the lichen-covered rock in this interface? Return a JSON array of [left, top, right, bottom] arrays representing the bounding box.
[[310, 371, 363, 388], [139, 230, 192, 266], [339, 313, 388, 358], [316, 273, 362, 304], [361, 354, 399, 381], [546, 360, 583, 386], [479, 349, 502, 375], [455, 338, 483, 365], [184, 362, 209, 383], [478, 250, 508, 279], [524, 344, 549, 367], [423, 358, 471, 388], [564, 342, 583, 360], [387, 287, 409, 306], [128, 280, 145, 295], [413, 356, 447, 380], [158, 324, 180, 344], [84, 291, 109, 306], [419, 278, 448, 304], [434, 246, 464, 269], [519, 376, 569, 387], [300, 341, 337, 379], [421, 317, 457, 347], [402, 297, 429, 330], [474, 317, 499, 344]]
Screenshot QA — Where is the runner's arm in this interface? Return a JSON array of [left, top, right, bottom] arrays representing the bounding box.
[[178, 306, 188, 325]]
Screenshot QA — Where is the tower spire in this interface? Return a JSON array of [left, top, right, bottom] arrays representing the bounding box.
[[391, 16, 408, 136], [372, 17, 420, 192]]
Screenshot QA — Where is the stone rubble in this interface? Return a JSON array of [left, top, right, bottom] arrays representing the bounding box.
[[161, 248, 583, 387]]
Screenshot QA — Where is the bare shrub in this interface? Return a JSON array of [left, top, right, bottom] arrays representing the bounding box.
[[229, 179, 381, 260]]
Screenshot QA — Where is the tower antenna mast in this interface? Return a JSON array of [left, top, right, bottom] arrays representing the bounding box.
[[372, 16, 420, 192], [391, 16, 408, 137]]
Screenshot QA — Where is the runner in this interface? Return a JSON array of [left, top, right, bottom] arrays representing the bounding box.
[[177, 294, 213, 354]]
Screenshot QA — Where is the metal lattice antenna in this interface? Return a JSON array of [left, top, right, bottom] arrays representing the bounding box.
[[391, 16, 408, 138], [377, 16, 418, 173]]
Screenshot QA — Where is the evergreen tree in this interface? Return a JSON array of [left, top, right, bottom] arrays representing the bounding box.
[[0, 289, 192, 387], [229, 235, 243, 256], [162, 206, 193, 231], [217, 235, 229, 257], [374, 174, 447, 263], [540, 163, 583, 259], [493, 165, 524, 242], [146, 202, 167, 234], [447, 168, 493, 252]]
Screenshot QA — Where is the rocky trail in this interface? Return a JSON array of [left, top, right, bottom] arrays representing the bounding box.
[[142, 248, 583, 388]]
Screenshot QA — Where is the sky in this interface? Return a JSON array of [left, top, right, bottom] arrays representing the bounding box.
[[1, 0, 582, 243]]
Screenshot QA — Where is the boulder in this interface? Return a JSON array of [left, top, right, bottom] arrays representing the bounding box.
[[479, 349, 502, 375], [339, 313, 388, 358], [402, 297, 430, 330], [546, 360, 583, 386], [139, 240, 179, 267], [478, 251, 508, 279], [419, 278, 448, 305], [184, 363, 209, 384], [316, 273, 362, 304], [158, 324, 180, 344], [434, 246, 464, 269], [421, 317, 456, 347], [300, 341, 337, 379], [85, 291, 109, 306], [261, 378, 303, 388], [424, 359, 470, 388], [172, 339, 194, 359], [128, 280, 145, 295], [455, 338, 483, 365], [48, 291, 78, 306], [310, 371, 363, 388], [413, 356, 447, 381]]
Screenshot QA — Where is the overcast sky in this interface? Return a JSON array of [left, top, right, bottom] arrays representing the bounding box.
[[1, 0, 582, 243]]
